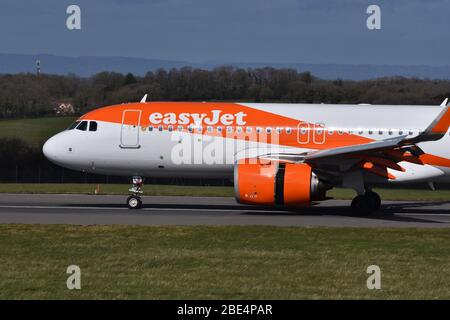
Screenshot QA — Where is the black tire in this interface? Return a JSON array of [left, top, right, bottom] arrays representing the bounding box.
[[365, 191, 381, 211], [351, 195, 376, 216], [127, 195, 142, 210]]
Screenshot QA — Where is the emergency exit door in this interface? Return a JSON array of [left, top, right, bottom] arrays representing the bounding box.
[[120, 110, 141, 148]]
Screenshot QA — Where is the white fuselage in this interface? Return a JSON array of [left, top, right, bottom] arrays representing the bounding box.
[[43, 103, 450, 184]]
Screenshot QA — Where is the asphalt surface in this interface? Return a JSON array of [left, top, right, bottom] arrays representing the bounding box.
[[0, 194, 449, 227]]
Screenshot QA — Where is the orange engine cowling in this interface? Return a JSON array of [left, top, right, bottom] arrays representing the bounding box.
[[234, 159, 322, 207]]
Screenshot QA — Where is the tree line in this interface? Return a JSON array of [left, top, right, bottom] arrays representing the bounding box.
[[1, 66, 450, 118]]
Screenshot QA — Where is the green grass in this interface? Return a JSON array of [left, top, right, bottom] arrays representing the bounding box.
[[0, 117, 76, 147], [0, 183, 449, 201], [0, 183, 233, 197], [0, 225, 449, 299], [328, 188, 450, 201]]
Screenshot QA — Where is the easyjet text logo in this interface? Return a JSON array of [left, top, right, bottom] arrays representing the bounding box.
[[149, 110, 247, 126]]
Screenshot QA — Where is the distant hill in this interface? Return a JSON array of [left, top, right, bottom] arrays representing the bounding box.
[[0, 53, 198, 77], [1, 53, 450, 80], [234, 62, 450, 81]]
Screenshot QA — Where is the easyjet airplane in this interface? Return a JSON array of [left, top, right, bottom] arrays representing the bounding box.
[[43, 95, 450, 214]]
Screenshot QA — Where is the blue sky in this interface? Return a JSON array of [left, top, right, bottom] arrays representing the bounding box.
[[1, 0, 449, 65]]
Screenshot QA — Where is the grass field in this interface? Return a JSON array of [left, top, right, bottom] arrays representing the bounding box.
[[0, 183, 449, 201], [0, 224, 449, 299], [0, 117, 76, 147]]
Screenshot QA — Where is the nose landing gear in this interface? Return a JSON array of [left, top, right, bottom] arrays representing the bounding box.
[[127, 176, 144, 209]]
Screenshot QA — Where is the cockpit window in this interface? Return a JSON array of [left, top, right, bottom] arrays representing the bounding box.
[[67, 121, 80, 130], [76, 121, 88, 131], [89, 121, 98, 131]]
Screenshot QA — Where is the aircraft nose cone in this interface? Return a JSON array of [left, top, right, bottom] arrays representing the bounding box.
[[43, 136, 59, 162]]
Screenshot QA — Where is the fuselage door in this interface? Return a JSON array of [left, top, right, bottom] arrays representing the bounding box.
[[120, 110, 141, 148]]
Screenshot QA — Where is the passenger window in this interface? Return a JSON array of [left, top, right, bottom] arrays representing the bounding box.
[[67, 121, 80, 130], [76, 121, 88, 131], [89, 121, 98, 131]]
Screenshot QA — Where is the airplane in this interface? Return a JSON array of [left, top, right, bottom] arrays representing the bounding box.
[[43, 95, 450, 214]]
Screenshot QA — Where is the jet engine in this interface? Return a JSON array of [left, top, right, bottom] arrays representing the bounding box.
[[234, 159, 325, 207]]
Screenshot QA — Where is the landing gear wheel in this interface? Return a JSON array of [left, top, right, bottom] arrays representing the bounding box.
[[126, 176, 144, 209], [365, 191, 381, 211], [127, 195, 142, 209], [351, 195, 377, 216]]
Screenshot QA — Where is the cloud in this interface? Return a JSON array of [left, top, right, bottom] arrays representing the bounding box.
[[105, 0, 167, 4], [296, 0, 450, 12], [296, 0, 363, 11], [0, 0, 449, 65]]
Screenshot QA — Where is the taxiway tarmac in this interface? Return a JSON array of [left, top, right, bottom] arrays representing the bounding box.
[[0, 194, 449, 227]]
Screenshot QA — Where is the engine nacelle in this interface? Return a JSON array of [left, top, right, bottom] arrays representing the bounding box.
[[234, 159, 323, 207]]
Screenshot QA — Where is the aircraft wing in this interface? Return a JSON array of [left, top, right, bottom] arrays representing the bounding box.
[[304, 136, 407, 161], [259, 136, 406, 163], [258, 99, 449, 179]]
